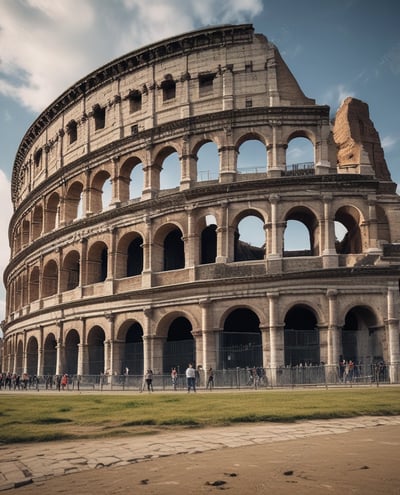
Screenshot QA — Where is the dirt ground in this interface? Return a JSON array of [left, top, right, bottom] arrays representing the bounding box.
[[16, 424, 400, 495]]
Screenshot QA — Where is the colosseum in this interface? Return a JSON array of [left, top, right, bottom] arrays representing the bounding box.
[[2, 24, 400, 387]]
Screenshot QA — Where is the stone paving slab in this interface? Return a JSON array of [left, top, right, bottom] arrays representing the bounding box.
[[0, 415, 399, 492]]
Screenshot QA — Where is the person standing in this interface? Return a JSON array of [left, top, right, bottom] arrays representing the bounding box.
[[206, 367, 214, 390], [145, 369, 153, 392], [185, 363, 196, 393], [171, 367, 178, 390]]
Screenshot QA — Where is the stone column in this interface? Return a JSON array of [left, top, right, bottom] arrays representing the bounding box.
[[367, 196, 381, 253], [222, 65, 233, 110], [77, 318, 87, 376], [322, 194, 338, 267], [142, 307, 153, 374], [268, 292, 284, 386], [327, 289, 340, 367], [216, 201, 228, 263], [387, 283, 400, 382], [37, 326, 44, 376], [199, 299, 217, 371], [141, 215, 152, 288]]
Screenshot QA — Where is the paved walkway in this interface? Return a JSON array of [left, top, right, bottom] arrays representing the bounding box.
[[1, 415, 400, 492]]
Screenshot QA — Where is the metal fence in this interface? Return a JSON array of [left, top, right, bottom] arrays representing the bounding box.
[[1, 363, 397, 392]]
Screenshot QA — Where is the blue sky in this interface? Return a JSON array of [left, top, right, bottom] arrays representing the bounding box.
[[0, 0, 399, 323]]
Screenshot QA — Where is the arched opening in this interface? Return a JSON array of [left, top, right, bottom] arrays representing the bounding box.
[[237, 138, 267, 174], [164, 228, 184, 270], [65, 329, 80, 376], [90, 170, 111, 213], [160, 151, 180, 190], [87, 326, 105, 375], [87, 242, 108, 283], [45, 192, 60, 232], [119, 156, 144, 201], [127, 237, 143, 276], [342, 307, 380, 366], [26, 337, 38, 376], [163, 317, 194, 373], [32, 205, 43, 240], [284, 207, 319, 256], [65, 181, 83, 223], [62, 250, 80, 291], [43, 333, 57, 375], [284, 306, 319, 366], [42, 260, 58, 298], [234, 214, 265, 261], [124, 323, 143, 375], [197, 141, 219, 182], [220, 308, 262, 369], [29, 267, 40, 302], [286, 136, 314, 174], [334, 206, 362, 254], [201, 217, 217, 264]]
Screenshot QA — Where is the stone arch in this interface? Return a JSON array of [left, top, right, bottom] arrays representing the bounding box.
[[90, 169, 111, 213], [161, 315, 194, 373], [43, 332, 57, 375], [286, 131, 316, 173], [340, 305, 381, 366], [65, 329, 80, 376], [194, 139, 219, 182], [116, 232, 144, 278], [32, 204, 43, 240], [220, 307, 262, 369], [87, 241, 108, 283], [156, 146, 181, 191], [334, 205, 363, 254], [199, 213, 217, 264], [29, 266, 40, 302], [87, 325, 105, 375], [119, 155, 144, 202], [61, 250, 80, 291], [117, 320, 144, 375], [284, 205, 320, 256], [153, 222, 185, 272], [26, 336, 38, 375], [231, 209, 266, 261], [42, 259, 58, 298], [65, 181, 83, 223], [45, 191, 60, 232], [235, 131, 268, 173], [284, 304, 319, 366]]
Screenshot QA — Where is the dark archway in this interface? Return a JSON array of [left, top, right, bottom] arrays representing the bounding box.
[[65, 329, 80, 375], [201, 224, 217, 264], [342, 307, 379, 365], [163, 229, 184, 270], [26, 337, 38, 376], [87, 326, 105, 375], [163, 317, 194, 373], [220, 308, 262, 369], [43, 333, 57, 375], [127, 238, 143, 276], [124, 323, 143, 375], [284, 306, 319, 365]]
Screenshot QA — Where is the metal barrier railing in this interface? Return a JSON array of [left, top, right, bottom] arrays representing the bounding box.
[[0, 363, 397, 392]]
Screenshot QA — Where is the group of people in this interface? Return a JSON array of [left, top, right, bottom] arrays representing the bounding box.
[[0, 372, 34, 390], [140, 364, 215, 393]]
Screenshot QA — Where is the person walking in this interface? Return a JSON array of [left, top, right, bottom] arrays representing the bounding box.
[[185, 363, 196, 393]]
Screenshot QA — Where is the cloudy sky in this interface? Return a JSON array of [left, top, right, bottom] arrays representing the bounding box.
[[0, 0, 399, 324]]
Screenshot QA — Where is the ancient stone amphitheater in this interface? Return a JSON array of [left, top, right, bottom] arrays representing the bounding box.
[[3, 24, 400, 385]]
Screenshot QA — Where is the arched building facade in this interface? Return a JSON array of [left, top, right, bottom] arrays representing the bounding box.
[[3, 24, 400, 383]]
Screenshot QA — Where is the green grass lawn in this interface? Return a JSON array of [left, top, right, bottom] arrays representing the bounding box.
[[1, 387, 399, 444]]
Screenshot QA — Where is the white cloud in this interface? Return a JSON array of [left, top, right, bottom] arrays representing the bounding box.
[[319, 84, 355, 111], [381, 134, 399, 151], [0, 0, 263, 113]]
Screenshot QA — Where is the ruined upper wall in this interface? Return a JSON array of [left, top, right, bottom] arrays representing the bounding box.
[[333, 97, 392, 181]]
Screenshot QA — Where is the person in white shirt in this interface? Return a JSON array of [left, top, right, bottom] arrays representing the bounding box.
[[185, 363, 196, 392]]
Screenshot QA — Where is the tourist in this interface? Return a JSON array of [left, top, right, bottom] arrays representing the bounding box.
[[171, 368, 178, 390], [185, 363, 196, 392]]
